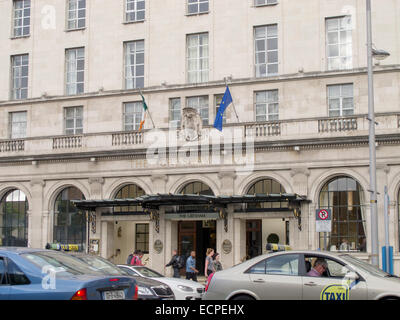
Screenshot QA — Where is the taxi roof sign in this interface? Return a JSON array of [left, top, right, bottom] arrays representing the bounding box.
[[266, 243, 292, 252], [45, 243, 82, 252]]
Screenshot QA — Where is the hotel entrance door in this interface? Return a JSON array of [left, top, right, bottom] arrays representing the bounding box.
[[178, 221, 216, 276]]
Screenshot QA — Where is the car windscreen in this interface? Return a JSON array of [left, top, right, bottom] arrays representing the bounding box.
[[21, 251, 103, 276], [134, 267, 164, 277], [340, 254, 391, 278], [74, 255, 128, 276]]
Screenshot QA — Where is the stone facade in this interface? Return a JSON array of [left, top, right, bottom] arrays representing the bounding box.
[[1, 0, 400, 275]]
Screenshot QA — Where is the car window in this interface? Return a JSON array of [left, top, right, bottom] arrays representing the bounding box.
[[120, 267, 139, 276], [265, 254, 299, 276], [305, 256, 351, 278], [21, 251, 102, 276], [247, 260, 266, 274], [326, 259, 351, 278], [0, 258, 6, 285], [135, 267, 164, 277], [74, 256, 127, 276], [7, 259, 30, 285]]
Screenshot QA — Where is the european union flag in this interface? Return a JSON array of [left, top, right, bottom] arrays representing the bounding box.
[[214, 86, 233, 131]]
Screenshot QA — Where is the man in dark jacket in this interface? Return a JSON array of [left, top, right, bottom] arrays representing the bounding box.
[[165, 249, 181, 278]]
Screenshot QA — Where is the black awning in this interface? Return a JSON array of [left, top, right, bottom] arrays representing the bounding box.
[[72, 193, 309, 210]]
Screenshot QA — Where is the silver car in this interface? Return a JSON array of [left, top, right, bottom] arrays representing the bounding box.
[[203, 250, 400, 300]]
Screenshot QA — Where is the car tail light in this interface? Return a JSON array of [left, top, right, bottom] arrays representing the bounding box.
[[205, 273, 215, 292], [109, 278, 120, 282], [133, 285, 138, 300], [71, 288, 87, 300]]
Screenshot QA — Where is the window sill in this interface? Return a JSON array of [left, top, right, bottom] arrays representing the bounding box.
[[10, 35, 30, 40], [253, 3, 278, 8], [123, 20, 145, 25], [185, 11, 210, 17], [65, 27, 86, 33]]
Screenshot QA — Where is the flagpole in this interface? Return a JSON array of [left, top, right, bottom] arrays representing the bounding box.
[[138, 88, 155, 128], [224, 78, 240, 122]]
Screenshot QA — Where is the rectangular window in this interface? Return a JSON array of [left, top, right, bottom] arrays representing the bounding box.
[[125, 41, 145, 89], [13, 0, 30, 37], [135, 224, 149, 254], [125, 0, 145, 22], [187, 33, 209, 84], [11, 54, 29, 100], [187, 0, 209, 14], [124, 102, 143, 131], [255, 90, 279, 122], [169, 98, 181, 129], [326, 16, 352, 70], [215, 94, 227, 125], [9, 111, 27, 139], [327, 84, 354, 117], [254, 0, 278, 6], [255, 24, 278, 77], [67, 0, 86, 30], [66, 48, 85, 95], [186, 96, 209, 125], [64, 106, 83, 135]]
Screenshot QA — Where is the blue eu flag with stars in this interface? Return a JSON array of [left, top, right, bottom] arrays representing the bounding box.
[[214, 86, 233, 131]]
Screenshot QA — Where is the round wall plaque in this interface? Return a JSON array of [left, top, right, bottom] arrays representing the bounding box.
[[154, 240, 163, 254], [222, 239, 232, 254]]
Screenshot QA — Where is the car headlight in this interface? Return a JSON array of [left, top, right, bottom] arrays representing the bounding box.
[[137, 286, 153, 295], [177, 285, 194, 292]]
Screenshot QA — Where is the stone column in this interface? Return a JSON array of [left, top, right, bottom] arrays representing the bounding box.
[[148, 207, 166, 274], [217, 170, 236, 195], [100, 220, 114, 260], [29, 179, 46, 249], [88, 177, 104, 200]]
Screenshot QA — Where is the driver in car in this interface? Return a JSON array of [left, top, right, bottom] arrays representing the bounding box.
[[307, 258, 328, 277]]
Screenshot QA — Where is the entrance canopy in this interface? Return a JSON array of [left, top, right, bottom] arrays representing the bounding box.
[[73, 193, 309, 211]]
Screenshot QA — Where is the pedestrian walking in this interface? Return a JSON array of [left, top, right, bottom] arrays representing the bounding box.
[[165, 249, 182, 278], [204, 248, 215, 277], [212, 252, 223, 272], [185, 251, 199, 282], [130, 250, 144, 266]]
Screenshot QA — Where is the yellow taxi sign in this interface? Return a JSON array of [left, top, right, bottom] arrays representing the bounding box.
[[45, 243, 81, 252], [266, 243, 292, 252]]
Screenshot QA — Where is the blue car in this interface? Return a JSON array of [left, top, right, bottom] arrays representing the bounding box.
[[0, 247, 138, 300]]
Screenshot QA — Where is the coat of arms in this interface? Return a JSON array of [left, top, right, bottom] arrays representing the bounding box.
[[181, 107, 202, 141]]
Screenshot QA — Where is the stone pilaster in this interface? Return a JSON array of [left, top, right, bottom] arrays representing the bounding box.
[[217, 170, 236, 195], [29, 179, 46, 248]]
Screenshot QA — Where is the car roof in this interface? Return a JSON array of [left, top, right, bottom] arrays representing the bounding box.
[[0, 247, 49, 254]]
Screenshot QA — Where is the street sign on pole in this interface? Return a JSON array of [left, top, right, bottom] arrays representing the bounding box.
[[316, 209, 332, 233]]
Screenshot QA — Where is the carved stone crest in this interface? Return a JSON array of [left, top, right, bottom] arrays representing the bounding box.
[[181, 107, 202, 141]]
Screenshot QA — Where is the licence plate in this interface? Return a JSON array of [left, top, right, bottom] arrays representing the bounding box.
[[103, 290, 125, 300]]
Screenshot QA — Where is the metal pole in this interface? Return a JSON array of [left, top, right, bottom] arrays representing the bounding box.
[[366, 0, 379, 267], [384, 186, 390, 272]]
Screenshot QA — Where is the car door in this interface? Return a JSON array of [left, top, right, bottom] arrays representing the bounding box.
[[6, 258, 36, 300], [302, 254, 368, 300], [246, 253, 303, 300], [0, 257, 10, 300]]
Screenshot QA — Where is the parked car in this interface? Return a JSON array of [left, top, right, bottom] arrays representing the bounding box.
[[0, 247, 137, 300], [203, 250, 400, 300], [70, 253, 174, 300], [118, 265, 204, 300]]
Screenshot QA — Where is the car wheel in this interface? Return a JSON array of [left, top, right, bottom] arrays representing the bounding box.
[[230, 294, 255, 301]]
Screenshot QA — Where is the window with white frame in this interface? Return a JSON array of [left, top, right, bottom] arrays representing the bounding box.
[[124, 102, 143, 131], [187, 96, 209, 125], [125, 0, 145, 22], [125, 41, 145, 89], [187, 0, 209, 14], [9, 111, 27, 139], [327, 84, 354, 117], [254, 0, 278, 6], [64, 106, 83, 135], [326, 16, 352, 70], [11, 54, 29, 100], [255, 90, 279, 122], [67, 0, 86, 30], [13, 0, 30, 37], [215, 94, 227, 125], [66, 48, 85, 95], [169, 98, 181, 129], [187, 33, 209, 84], [255, 24, 278, 77]]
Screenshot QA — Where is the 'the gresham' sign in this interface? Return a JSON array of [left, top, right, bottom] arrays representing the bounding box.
[[165, 213, 220, 221]]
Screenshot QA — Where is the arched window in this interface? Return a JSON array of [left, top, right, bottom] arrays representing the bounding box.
[[246, 178, 287, 209], [0, 189, 28, 247], [179, 181, 214, 212], [318, 176, 366, 252], [114, 184, 145, 213], [54, 187, 86, 248]]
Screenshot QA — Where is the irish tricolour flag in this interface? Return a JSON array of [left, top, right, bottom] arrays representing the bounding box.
[[139, 93, 148, 131]]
